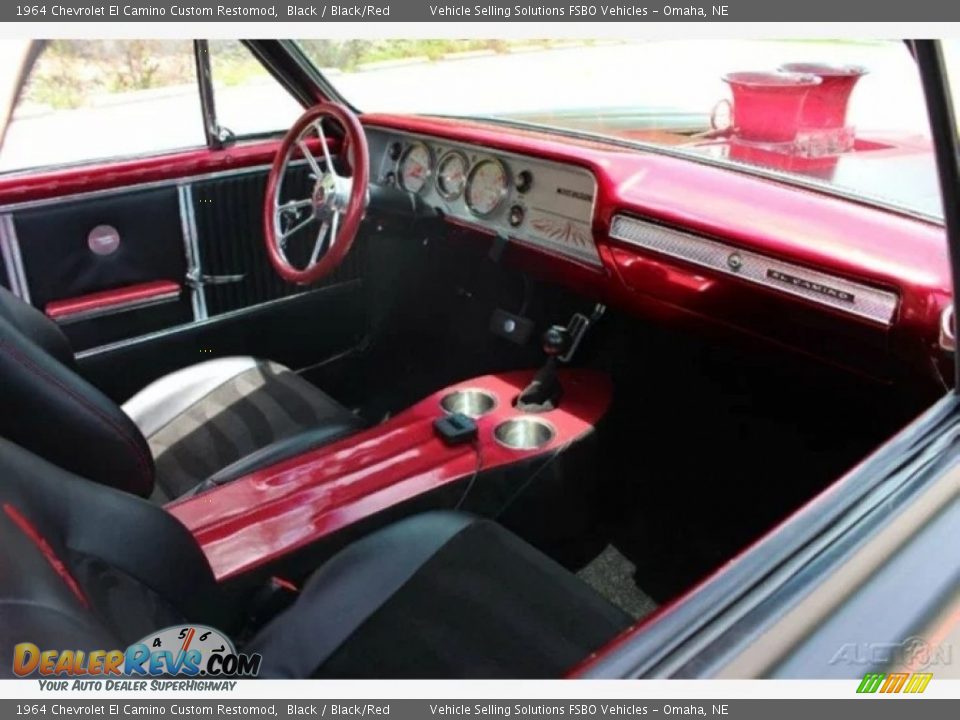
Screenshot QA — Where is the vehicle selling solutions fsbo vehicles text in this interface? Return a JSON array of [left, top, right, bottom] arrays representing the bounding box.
[[427, 5, 728, 17]]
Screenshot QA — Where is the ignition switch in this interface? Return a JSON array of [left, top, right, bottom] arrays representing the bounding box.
[[508, 204, 525, 227]]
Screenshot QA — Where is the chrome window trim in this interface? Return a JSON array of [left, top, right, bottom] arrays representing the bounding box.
[[609, 214, 899, 326], [0, 213, 30, 303]]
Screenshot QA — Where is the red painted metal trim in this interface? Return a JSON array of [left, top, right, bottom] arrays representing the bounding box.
[[167, 369, 612, 581], [45, 280, 182, 321], [0, 136, 339, 208], [3, 503, 89, 608]]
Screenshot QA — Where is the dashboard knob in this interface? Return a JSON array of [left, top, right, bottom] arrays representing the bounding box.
[[388, 142, 402, 161], [516, 170, 533, 193], [508, 205, 525, 227]]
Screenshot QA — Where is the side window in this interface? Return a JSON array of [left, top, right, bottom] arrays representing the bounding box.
[[0, 40, 205, 173], [207, 40, 303, 139]]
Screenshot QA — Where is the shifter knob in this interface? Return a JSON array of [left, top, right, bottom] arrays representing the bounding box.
[[542, 325, 570, 357]]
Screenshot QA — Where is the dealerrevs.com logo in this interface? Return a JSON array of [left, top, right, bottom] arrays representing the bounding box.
[[12, 625, 261, 679]]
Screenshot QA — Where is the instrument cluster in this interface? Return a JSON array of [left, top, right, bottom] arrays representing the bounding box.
[[370, 131, 601, 266]]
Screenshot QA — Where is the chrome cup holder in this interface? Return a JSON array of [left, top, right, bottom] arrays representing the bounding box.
[[493, 418, 556, 451], [440, 389, 497, 418]]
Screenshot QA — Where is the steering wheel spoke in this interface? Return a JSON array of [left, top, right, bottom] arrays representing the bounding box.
[[308, 215, 332, 267], [296, 139, 325, 179], [278, 198, 313, 214], [314, 121, 337, 178], [279, 212, 317, 248]]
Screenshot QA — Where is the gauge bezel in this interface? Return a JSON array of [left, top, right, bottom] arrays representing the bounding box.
[[465, 157, 511, 218], [397, 142, 434, 194], [435, 150, 470, 201]]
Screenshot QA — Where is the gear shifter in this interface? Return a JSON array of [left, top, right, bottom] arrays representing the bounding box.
[[515, 325, 570, 413]]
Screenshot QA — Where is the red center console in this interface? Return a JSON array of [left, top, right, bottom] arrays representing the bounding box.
[[168, 369, 613, 582]]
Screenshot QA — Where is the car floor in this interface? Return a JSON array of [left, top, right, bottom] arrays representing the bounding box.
[[577, 544, 658, 619], [582, 314, 931, 605]]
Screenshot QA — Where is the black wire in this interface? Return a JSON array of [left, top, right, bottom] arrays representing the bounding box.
[[493, 443, 569, 519], [454, 439, 484, 511]]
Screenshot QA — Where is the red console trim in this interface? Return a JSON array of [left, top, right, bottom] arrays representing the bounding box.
[[45, 280, 182, 323], [167, 370, 612, 581]]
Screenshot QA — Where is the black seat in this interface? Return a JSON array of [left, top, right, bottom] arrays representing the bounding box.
[[0, 286, 363, 501], [0, 439, 632, 678]]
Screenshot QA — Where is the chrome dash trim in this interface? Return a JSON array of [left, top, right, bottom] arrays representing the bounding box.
[[0, 214, 30, 303], [51, 289, 182, 325], [609, 214, 899, 326], [178, 184, 208, 322]]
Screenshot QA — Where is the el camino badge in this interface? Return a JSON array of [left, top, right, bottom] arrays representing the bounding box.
[[766, 269, 856, 304], [556, 187, 593, 202]]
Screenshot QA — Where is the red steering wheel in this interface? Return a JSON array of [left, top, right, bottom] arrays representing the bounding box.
[[263, 102, 369, 285]]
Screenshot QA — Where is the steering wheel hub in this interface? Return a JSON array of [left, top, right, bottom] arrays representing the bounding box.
[[312, 172, 351, 217]]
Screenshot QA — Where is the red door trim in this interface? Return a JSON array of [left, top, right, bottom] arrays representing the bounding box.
[[45, 280, 182, 323]]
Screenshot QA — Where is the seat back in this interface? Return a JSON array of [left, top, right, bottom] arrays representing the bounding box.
[[0, 437, 223, 677], [0, 286, 155, 496]]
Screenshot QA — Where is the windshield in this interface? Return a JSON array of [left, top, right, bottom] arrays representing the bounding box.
[[297, 39, 953, 220]]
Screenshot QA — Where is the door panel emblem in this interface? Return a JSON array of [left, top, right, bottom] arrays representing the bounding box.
[[87, 225, 121, 256]]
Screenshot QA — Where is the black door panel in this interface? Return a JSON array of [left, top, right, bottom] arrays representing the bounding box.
[[13, 186, 190, 350], [194, 166, 311, 315], [191, 164, 368, 316], [59, 301, 192, 352], [11, 161, 372, 393], [16, 186, 186, 307]]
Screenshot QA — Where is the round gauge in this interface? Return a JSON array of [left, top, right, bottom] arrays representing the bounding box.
[[465, 159, 509, 217], [436, 151, 468, 200], [398, 142, 433, 193]]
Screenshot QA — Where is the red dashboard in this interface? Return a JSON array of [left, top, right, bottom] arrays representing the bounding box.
[[363, 113, 951, 386]]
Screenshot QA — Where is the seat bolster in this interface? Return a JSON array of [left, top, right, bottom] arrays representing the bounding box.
[[0, 316, 155, 497], [249, 512, 478, 679], [0, 286, 74, 368], [122, 357, 263, 438]]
